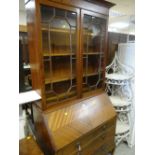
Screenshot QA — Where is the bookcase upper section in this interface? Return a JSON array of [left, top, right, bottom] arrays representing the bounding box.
[[26, 0, 114, 110]]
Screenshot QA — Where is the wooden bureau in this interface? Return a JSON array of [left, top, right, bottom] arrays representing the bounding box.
[[25, 0, 116, 154], [33, 93, 116, 155]]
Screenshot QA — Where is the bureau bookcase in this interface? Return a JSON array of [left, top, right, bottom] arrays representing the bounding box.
[[26, 0, 116, 155]]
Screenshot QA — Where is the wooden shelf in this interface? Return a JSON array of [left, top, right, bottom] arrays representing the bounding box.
[[41, 27, 94, 36], [45, 71, 103, 84], [43, 53, 102, 60], [42, 27, 76, 33], [84, 32, 93, 36], [82, 88, 103, 98], [84, 30, 106, 36], [46, 90, 76, 103], [42, 26, 105, 36], [45, 75, 75, 84], [42, 46, 104, 58], [83, 52, 101, 55], [43, 52, 75, 57], [84, 72, 99, 77]]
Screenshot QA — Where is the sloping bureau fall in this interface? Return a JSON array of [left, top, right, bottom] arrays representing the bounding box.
[[33, 93, 116, 155]]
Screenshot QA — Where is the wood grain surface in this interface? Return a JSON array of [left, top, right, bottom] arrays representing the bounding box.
[[19, 136, 44, 155], [33, 93, 116, 154], [45, 93, 116, 149]]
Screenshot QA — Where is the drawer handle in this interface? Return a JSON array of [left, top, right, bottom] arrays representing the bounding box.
[[101, 135, 106, 140], [76, 142, 82, 155], [101, 145, 107, 152], [102, 124, 107, 130]]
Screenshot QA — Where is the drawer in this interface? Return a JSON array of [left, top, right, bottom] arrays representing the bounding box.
[[62, 121, 115, 155], [92, 140, 115, 155], [70, 136, 115, 155], [80, 126, 115, 152], [81, 131, 115, 155], [84, 117, 115, 143]]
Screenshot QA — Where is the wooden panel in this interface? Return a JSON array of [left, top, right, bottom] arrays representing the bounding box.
[[62, 126, 115, 155], [25, 0, 116, 154], [92, 139, 115, 155], [33, 93, 116, 154], [82, 136, 115, 155], [26, 0, 39, 93], [26, 0, 46, 109], [44, 93, 116, 150], [19, 136, 44, 155]]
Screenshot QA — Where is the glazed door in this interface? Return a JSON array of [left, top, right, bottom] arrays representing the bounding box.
[[81, 10, 108, 95], [40, 3, 80, 105]]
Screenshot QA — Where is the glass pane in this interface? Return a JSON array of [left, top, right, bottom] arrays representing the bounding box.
[[41, 5, 77, 104], [82, 14, 106, 93]]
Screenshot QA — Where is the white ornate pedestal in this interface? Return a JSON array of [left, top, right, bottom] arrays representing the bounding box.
[[105, 52, 134, 147]]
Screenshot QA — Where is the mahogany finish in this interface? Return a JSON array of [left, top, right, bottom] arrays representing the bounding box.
[[33, 93, 116, 155], [26, 0, 114, 110], [26, 0, 44, 109], [25, 0, 116, 154]]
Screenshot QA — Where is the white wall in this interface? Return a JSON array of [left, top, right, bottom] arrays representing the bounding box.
[[19, 10, 27, 26], [118, 43, 135, 69]]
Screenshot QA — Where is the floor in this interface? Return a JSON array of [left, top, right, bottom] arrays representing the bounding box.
[[114, 143, 135, 155]]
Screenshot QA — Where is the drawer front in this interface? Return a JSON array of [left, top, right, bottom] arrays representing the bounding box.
[[70, 136, 115, 155], [92, 140, 115, 155], [62, 118, 115, 155], [81, 117, 115, 145], [81, 131, 115, 155]]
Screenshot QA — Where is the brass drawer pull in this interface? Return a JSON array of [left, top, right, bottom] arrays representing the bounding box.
[[101, 145, 107, 152], [102, 124, 107, 130], [101, 135, 106, 140], [76, 142, 82, 155]]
